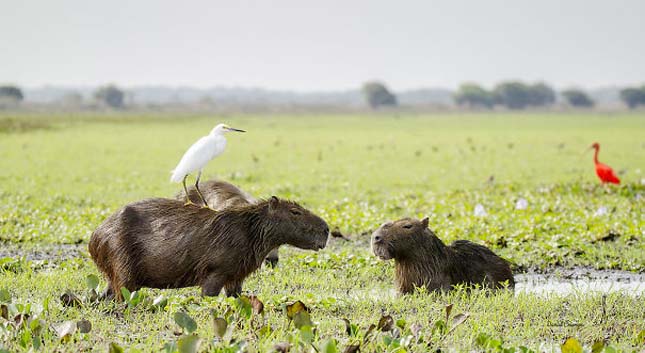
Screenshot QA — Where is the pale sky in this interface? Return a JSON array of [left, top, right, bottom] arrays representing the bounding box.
[[1, 0, 644, 91]]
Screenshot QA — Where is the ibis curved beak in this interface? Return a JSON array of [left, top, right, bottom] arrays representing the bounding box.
[[227, 127, 246, 133]]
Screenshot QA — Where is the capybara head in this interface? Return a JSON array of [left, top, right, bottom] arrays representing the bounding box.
[[371, 217, 430, 260], [265, 196, 329, 250]]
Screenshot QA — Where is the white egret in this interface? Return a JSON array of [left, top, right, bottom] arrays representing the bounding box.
[[170, 123, 245, 207]]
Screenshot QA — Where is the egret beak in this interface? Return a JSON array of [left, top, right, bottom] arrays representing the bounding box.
[[226, 127, 246, 133]]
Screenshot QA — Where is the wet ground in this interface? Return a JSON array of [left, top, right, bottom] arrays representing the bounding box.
[[2, 244, 644, 295], [515, 268, 645, 295]]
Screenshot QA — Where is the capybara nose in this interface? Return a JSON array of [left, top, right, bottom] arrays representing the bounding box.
[[374, 235, 382, 243]]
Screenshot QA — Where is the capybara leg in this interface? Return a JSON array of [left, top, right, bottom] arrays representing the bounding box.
[[224, 280, 242, 297], [264, 248, 279, 267], [201, 273, 226, 296]]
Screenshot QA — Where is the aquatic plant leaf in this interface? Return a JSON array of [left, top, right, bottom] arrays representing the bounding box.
[[342, 318, 358, 337], [60, 291, 82, 307], [396, 318, 406, 329], [286, 300, 309, 319], [591, 340, 605, 353], [561, 337, 583, 353], [0, 288, 10, 302], [450, 313, 470, 331], [445, 304, 453, 321], [54, 320, 77, 342], [77, 319, 92, 333], [377, 315, 394, 332], [249, 295, 264, 315], [299, 325, 314, 343], [343, 345, 360, 353], [0, 304, 7, 320], [109, 342, 124, 353], [177, 334, 201, 353], [293, 311, 313, 329], [213, 317, 227, 338], [319, 338, 339, 353], [85, 274, 100, 291], [174, 311, 197, 334], [235, 295, 253, 319]]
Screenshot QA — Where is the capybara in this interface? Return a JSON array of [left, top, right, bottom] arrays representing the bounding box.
[[175, 179, 280, 266], [89, 196, 329, 300], [371, 217, 514, 294]]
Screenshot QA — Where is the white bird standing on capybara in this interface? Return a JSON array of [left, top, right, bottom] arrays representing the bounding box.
[[175, 179, 280, 266], [170, 123, 246, 207], [88, 196, 329, 300], [371, 217, 514, 294]]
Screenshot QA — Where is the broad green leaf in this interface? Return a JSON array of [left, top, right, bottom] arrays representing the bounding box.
[[177, 334, 201, 353], [213, 317, 227, 338], [174, 311, 198, 334], [85, 274, 100, 291], [561, 337, 583, 353]]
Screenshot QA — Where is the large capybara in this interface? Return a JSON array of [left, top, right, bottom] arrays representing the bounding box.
[[371, 217, 514, 294], [89, 196, 329, 300], [175, 179, 280, 266]]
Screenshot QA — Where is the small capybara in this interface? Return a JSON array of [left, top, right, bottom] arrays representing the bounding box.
[[371, 217, 514, 294], [89, 196, 329, 300], [175, 179, 280, 266]]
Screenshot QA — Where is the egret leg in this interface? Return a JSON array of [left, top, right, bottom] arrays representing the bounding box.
[[182, 175, 194, 206], [194, 170, 209, 208]]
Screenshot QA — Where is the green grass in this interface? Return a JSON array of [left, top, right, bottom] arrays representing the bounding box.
[[1, 112, 644, 352]]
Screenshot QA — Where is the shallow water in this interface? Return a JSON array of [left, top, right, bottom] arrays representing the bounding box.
[[515, 268, 645, 295]]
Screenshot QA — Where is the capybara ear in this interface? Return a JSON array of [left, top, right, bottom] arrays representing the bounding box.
[[269, 196, 280, 210], [421, 217, 429, 228]]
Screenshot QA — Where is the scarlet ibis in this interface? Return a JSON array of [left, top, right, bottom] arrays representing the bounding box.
[[588, 142, 620, 184]]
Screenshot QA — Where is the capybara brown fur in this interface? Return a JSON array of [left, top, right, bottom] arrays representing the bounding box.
[[371, 217, 514, 294], [175, 179, 280, 266], [89, 196, 329, 300]]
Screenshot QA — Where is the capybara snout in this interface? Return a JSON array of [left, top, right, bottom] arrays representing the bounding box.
[[269, 198, 330, 250]]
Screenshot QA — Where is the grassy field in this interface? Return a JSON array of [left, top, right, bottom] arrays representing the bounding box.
[[0, 112, 644, 352]]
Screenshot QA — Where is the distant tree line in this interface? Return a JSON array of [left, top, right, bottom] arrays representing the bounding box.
[[453, 81, 595, 109]]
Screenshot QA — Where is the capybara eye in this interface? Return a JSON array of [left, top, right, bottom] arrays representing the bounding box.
[[403, 224, 413, 229], [290, 209, 303, 216]]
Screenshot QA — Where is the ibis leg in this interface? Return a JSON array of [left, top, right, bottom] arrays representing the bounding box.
[[194, 170, 209, 208]]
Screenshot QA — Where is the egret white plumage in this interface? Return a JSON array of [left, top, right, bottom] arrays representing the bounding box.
[[170, 123, 245, 207]]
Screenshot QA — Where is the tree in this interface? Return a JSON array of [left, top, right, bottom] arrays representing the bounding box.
[[454, 83, 494, 108], [493, 81, 556, 109], [619, 87, 645, 109], [561, 89, 594, 107], [362, 81, 397, 109], [0, 85, 24, 103], [94, 85, 125, 108], [493, 81, 532, 109], [528, 82, 556, 106]]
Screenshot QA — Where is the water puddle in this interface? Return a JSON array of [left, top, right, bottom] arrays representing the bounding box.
[[515, 269, 645, 295]]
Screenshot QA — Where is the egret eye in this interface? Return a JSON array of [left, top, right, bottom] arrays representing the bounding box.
[[290, 209, 303, 216], [403, 224, 413, 229]]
